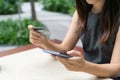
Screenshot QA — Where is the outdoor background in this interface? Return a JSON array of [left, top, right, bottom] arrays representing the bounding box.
[[0, 0, 81, 52]]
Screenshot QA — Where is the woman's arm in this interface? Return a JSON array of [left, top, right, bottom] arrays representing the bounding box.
[[48, 11, 81, 52], [56, 26, 120, 78], [29, 11, 81, 53], [83, 27, 120, 77], [83, 61, 120, 78]]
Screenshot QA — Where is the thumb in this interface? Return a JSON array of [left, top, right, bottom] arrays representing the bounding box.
[[67, 50, 82, 57], [28, 25, 34, 30]]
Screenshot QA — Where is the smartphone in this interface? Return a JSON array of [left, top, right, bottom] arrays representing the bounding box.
[[42, 49, 71, 58]]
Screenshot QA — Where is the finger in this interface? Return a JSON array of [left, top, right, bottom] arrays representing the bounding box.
[[56, 56, 68, 62], [69, 56, 82, 61], [30, 38, 38, 42], [56, 57, 71, 66], [56, 56, 73, 65], [56, 56, 76, 70], [28, 25, 34, 30], [30, 30, 43, 38], [29, 38, 38, 44], [67, 50, 82, 57], [30, 34, 40, 40], [28, 25, 43, 37], [29, 34, 40, 43]]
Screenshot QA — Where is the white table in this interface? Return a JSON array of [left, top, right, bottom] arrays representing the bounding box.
[[0, 48, 112, 80]]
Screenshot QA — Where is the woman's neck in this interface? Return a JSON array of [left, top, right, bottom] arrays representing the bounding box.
[[91, 1, 105, 14]]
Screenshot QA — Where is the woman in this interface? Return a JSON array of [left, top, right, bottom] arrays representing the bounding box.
[[28, 0, 120, 79]]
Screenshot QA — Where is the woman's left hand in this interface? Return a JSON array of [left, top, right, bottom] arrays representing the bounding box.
[[56, 50, 86, 71]]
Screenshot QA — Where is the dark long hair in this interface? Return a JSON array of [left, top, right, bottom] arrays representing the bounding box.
[[75, 0, 120, 44]]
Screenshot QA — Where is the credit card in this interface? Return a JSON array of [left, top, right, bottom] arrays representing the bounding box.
[[33, 27, 50, 35]]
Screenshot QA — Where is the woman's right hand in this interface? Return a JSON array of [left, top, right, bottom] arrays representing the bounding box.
[[28, 25, 49, 48]]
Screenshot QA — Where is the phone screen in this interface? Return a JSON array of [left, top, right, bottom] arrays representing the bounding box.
[[42, 49, 71, 58]]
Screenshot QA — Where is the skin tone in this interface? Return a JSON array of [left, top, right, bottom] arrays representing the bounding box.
[[86, 0, 105, 13], [28, 0, 120, 78]]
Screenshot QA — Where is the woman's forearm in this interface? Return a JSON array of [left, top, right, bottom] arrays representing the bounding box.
[[83, 61, 120, 78], [40, 40, 68, 53]]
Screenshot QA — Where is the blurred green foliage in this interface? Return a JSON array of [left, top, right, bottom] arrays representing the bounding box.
[[0, 0, 19, 15], [22, 0, 38, 2], [40, 0, 75, 15], [0, 0, 4, 7], [0, 18, 44, 45]]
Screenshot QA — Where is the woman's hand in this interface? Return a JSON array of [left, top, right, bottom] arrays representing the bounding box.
[[56, 50, 86, 71], [28, 25, 49, 48]]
